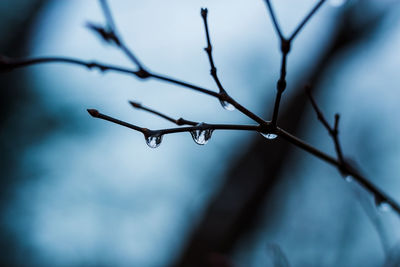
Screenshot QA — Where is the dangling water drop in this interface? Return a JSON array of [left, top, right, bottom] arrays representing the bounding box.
[[329, 0, 347, 7], [145, 134, 163, 148], [190, 123, 213, 145], [374, 195, 390, 212], [260, 132, 278, 140], [89, 65, 106, 77], [220, 100, 235, 111], [345, 176, 353, 183]]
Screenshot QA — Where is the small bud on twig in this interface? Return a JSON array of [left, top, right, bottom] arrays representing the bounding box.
[[87, 109, 100, 118]]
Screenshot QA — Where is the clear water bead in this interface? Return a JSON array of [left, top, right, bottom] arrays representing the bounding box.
[[220, 100, 235, 111], [260, 133, 278, 140], [378, 202, 391, 212], [190, 123, 213, 145], [375, 196, 390, 212], [345, 176, 353, 183], [329, 0, 347, 7], [145, 134, 162, 148]]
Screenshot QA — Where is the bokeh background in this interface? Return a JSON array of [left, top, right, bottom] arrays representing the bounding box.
[[1, 0, 400, 266]]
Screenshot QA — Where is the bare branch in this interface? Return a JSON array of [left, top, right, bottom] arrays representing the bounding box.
[[271, 52, 288, 126], [3, 0, 400, 219], [99, 0, 117, 31], [276, 127, 400, 216], [307, 86, 332, 132], [96, 0, 145, 70], [88, 108, 261, 136], [129, 100, 197, 126], [307, 88, 346, 167], [332, 113, 345, 165], [201, 8, 226, 94], [0, 56, 138, 75], [264, 0, 284, 40], [87, 108, 148, 134], [288, 0, 326, 42]]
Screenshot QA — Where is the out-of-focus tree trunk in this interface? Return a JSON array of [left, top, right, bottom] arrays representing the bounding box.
[[0, 1, 50, 265], [175, 2, 388, 266]]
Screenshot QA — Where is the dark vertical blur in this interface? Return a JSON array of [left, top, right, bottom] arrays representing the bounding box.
[[0, 1, 49, 265], [175, 1, 392, 266]]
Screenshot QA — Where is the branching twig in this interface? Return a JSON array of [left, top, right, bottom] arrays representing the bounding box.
[[88, 108, 260, 135], [129, 101, 197, 126], [307, 87, 345, 167], [288, 0, 326, 42], [265, 0, 326, 127], [201, 8, 226, 95], [96, 0, 145, 70], [2, 0, 400, 219]]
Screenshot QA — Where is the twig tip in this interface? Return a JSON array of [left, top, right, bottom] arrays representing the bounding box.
[[201, 8, 208, 18], [87, 109, 100, 118], [129, 100, 142, 109]]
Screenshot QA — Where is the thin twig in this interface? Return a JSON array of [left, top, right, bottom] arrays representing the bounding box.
[[2, 1, 400, 219], [87, 109, 148, 134], [95, 0, 145, 70], [99, 0, 117, 31], [150, 72, 268, 125], [0, 55, 268, 125], [129, 101, 197, 126], [276, 127, 400, 215], [0, 56, 137, 75], [271, 51, 288, 126], [288, 0, 326, 42], [201, 8, 226, 94], [88, 109, 260, 135], [267, 0, 326, 127], [307, 88, 345, 167], [264, 0, 284, 40]]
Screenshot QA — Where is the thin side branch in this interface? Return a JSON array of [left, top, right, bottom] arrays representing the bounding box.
[[264, 0, 284, 40], [87, 109, 148, 134], [3, 1, 400, 219], [307, 88, 345, 166], [94, 0, 145, 70], [0, 56, 139, 75], [129, 101, 197, 126], [288, 0, 326, 42], [201, 8, 227, 94], [0, 55, 267, 125], [99, 0, 117, 31], [88, 108, 261, 135], [276, 127, 400, 215], [271, 51, 289, 126]]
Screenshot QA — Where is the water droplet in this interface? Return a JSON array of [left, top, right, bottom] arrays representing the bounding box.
[[345, 176, 353, 183], [145, 134, 162, 148], [190, 123, 213, 145], [89, 66, 105, 77], [260, 133, 278, 140], [329, 0, 347, 7], [220, 100, 235, 111], [374, 195, 390, 212]]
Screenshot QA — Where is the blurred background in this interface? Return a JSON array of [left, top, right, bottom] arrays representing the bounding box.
[[1, 0, 400, 266]]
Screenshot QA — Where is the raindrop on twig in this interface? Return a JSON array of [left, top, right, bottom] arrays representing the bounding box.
[[220, 100, 235, 111], [260, 132, 278, 140], [145, 134, 163, 148], [190, 123, 213, 145]]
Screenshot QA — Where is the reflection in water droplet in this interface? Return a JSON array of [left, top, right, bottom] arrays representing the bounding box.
[[260, 132, 278, 140], [329, 0, 347, 7], [190, 123, 213, 145], [145, 134, 163, 148], [377, 201, 391, 212], [345, 176, 353, 183], [220, 100, 235, 111], [375, 196, 390, 212]]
